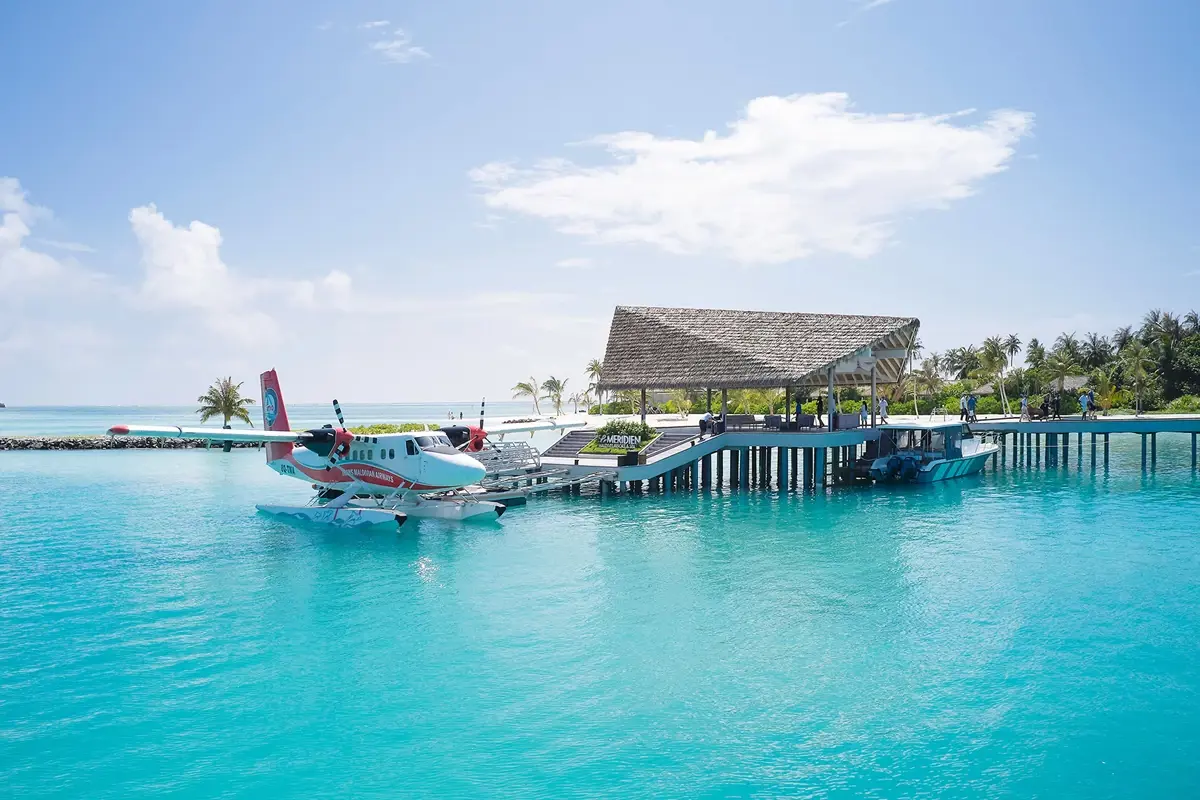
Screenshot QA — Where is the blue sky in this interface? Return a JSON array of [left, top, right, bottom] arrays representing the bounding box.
[[2, 0, 1198, 404]]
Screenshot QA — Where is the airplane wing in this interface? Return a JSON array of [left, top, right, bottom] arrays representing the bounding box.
[[485, 418, 589, 436], [106, 424, 310, 443]]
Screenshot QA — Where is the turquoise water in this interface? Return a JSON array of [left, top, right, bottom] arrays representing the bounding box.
[[0, 402, 537, 436], [2, 437, 1199, 797]]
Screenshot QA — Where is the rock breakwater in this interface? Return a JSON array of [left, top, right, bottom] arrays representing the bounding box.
[[0, 436, 262, 451]]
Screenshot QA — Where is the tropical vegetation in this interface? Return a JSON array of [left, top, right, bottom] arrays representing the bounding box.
[[525, 309, 1200, 421], [196, 377, 256, 427]]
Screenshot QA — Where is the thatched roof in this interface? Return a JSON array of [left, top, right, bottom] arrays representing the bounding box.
[[598, 306, 919, 391]]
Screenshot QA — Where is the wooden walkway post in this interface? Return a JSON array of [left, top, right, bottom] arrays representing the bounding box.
[[1141, 434, 1148, 471], [1104, 433, 1110, 469]]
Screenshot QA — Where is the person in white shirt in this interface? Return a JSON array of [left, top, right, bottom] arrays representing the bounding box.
[[878, 397, 889, 423], [701, 410, 714, 436], [959, 394, 968, 421]]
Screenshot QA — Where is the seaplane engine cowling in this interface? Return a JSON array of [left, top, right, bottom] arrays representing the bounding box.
[[441, 425, 487, 453]]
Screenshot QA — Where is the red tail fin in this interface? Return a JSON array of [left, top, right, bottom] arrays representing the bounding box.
[[261, 369, 293, 461]]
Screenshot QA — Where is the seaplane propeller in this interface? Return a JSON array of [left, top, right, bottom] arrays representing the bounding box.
[[324, 398, 350, 468]]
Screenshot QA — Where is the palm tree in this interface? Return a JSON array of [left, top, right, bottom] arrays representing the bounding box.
[[1185, 310, 1200, 335], [1045, 351, 1080, 392], [1054, 332, 1082, 363], [1003, 334, 1022, 369], [541, 377, 568, 415], [1093, 366, 1119, 416], [1082, 332, 1112, 370], [926, 351, 943, 378], [585, 359, 604, 406], [1140, 309, 1163, 344], [980, 336, 1010, 414], [512, 378, 542, 415], [1121, 341, 1155, 414], [944, 346, 981, 380], [1025, 338, 1046, 369], [914, 359, 943, 417], [196, 377, 256, 427], [1112, 325, 1135, 352]]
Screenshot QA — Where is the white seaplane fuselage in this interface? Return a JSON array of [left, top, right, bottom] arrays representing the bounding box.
[[107, 369, 587, 527]]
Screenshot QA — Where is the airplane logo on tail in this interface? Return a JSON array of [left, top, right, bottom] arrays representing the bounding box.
[[264, 388, 279, 427]]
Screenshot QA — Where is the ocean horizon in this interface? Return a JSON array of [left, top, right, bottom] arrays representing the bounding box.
[[0, 402, 544, 437]]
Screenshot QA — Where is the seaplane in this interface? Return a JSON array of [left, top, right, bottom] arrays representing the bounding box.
[[106, 370, 585, 527]]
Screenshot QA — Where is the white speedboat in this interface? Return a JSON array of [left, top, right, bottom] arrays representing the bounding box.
[[857, 422, 997, 483]]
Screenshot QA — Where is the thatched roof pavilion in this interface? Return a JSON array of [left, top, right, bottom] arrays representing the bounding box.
[[598, 306, 920, 392]]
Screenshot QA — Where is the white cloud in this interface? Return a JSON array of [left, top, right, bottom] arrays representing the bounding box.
[[33, 238, 96, 253], [0, 177, 67, 290], [129, 204, 356, 342], [472, 93, 1033, 264], [369, 28, 429, 63], [360, 19, 390, 28], [555, 257, 593, 269], [863, 0, 895, 10]]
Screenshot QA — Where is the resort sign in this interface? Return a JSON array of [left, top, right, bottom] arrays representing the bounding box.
[[579, 422, 660, 456], [597, 433, 643, 448]]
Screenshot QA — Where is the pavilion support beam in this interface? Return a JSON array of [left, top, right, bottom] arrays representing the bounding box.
[[702, 454, 711, 488], [740, 447, 750, 488], [815, 447, 827, 486], [827, 367, 835, 432], [871, 364, 877, 428], [640, 388, 647, 424], [707, 388, 713, 413], [785, 386, 791, 425], [717, 449, 725, 487]]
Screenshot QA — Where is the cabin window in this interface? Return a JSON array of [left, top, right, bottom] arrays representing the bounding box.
[[368, 449, 374, 460], [372, 438, 378, 444], [929, 432, 945, 454], [389, 448, 395, 459], [406, 440, 417, 456]]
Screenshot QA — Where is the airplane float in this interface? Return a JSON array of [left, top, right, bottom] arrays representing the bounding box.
[[106, 370, 585, 527]]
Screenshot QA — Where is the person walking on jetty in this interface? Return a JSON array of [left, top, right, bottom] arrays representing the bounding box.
[[1020, 393, 1029, 421], [877, 396, 889, 424], [1052, 393, 1062, 420], [860, 400, 869, 428], [815, 396, 825, 427], [959, 394, 968, 421], [967, 394, 978, 423]]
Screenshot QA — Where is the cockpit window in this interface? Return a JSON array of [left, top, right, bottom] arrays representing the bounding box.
[[406, 440, 417, 456], [416, 436, 435, 448]]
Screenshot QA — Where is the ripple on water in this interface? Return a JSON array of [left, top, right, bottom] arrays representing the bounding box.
[[1, 444, 1199, 797]]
